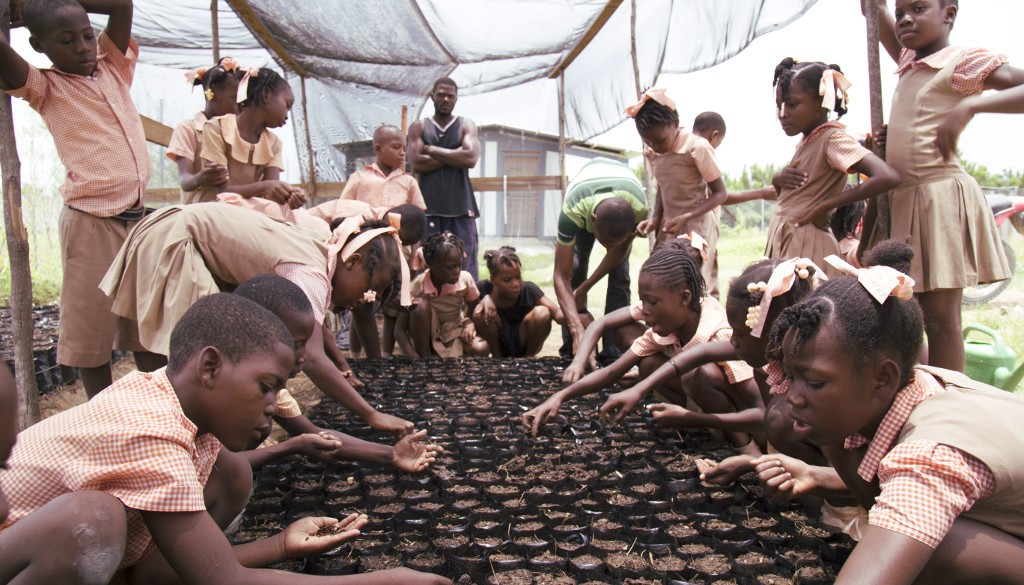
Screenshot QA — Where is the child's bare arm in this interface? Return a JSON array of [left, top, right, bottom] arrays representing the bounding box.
[[0, 28, 30, 91], [938, 73, 1024, 161], [638, 187, 663, 236], [724, 186, 776, 206], [862, 0, 901, 64], [834, 527, 935, 585], [664, 177, 727, 235], [393, 311, 418, 357], [79, 0, 133, 53], [537, 294, 564, 325], [303, 323, 414, 435], [600, 340, 737, 425], [564, 305, 635, 383], [794, 153, 899, 229]]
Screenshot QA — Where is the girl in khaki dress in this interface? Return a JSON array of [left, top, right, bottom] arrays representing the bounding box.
[[166, 57, 241, 204], [766, 58, 899, 276], [865, 0, 1024, 370], [101, 203, 415, 435], [202, 67, 306, 209]]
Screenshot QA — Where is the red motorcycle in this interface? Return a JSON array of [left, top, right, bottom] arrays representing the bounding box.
[[963, 194, 1024, 304]]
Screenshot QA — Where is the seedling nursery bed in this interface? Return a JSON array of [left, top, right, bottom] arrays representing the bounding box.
[[233, 357, 852, 584]]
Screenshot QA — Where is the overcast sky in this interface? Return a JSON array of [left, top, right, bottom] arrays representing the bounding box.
[[9, 0, 1024, 184]]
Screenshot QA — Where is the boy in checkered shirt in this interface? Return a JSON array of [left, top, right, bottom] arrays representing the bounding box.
[[1, 0, 157, 398], [0, 294, 451, 584]]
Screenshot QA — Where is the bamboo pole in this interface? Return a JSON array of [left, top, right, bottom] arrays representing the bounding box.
[[0, 0, 41, 429], [865, 1, 889, 241], [299, 75, 316, 198], [211, 0, 220, 62], [558, 72, 566, 195]]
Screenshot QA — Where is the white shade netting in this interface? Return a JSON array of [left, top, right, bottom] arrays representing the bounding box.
[[97, 0, 817, 182]]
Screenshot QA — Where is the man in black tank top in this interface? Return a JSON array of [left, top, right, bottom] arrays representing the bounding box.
[[407, 77, 481, 278]]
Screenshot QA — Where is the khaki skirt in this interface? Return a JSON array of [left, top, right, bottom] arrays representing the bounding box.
[[887, 174, 1010, 292]]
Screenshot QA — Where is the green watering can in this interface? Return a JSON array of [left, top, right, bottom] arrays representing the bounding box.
[[963, 325, 1024, 392]]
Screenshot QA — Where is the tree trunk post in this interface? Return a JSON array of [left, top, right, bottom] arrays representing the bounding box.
[[865, 1, 890, 242], [1, 0, 41, 429]]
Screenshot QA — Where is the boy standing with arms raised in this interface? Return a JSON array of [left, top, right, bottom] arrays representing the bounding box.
[[1, 0, 150, 397]]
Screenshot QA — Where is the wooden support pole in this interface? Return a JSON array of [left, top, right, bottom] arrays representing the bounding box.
[[401, 105, 408, 134], [558, 72, 567, 195], [0, 0, 41, 429], [630, 0, 656, 249], [865, 1, 890, 242], [211, 0, 220, 62], [300, 75, 316, 198]]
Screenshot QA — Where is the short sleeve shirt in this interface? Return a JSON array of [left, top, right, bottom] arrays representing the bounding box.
[[340, 164, 427, 211], [628, 296, 753, 384], [477, 280, 545, 326], [896, 47, 1007, 95], [801, 121, 871, 174], [167, 112, 217, 203], [0, 369, 221, 568], [202, 114, 284, 188], [5, 32, 151, 216]]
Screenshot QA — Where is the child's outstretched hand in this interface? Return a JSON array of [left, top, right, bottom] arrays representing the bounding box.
[[365, 411, 415, 436], [937, 101, 974, 162], [697, 454, 756, 486], [281, 513, 367, 558], [522, 395, 563, 437], [292, 431, 343, 460], [772, 160, 807, 192], [599, 387, 644, 426], [392, 429, 444, 473], [752, 453, 816, 501], [647, 402, 691, 426]]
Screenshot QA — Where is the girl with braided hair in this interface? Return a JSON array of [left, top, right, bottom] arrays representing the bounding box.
[[754, 237, 1024, 583], [472, 246, 564, 358], [201, 67, 306, 209], [167, 57, 242, 204], [409, 231, 488, 357], [523, 240, 757, 445], [767, 57, 899, 276], [101, 202, 416, 436]]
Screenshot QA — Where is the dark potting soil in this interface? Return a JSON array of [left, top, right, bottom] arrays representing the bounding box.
[[231, 357, 851, 583], [485, 569, 532, 585], [690, 553, 731, 574]]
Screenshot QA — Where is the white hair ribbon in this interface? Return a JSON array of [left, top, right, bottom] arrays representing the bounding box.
[[824, 254, 915, 304]]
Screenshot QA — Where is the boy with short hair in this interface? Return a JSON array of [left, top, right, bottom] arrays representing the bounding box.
[[1, 0, 150, 397], [0, 294, 451, 584], [340, 123, 426, 213]]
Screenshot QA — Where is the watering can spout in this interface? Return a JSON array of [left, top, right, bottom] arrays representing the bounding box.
[[996, 362, 1024, 393]]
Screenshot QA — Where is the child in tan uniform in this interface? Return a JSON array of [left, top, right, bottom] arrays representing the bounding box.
[[202, 67, 306, 209], [1, 0, 150, 397], [627, 90, 727, 294], [167, 57, 241, 204], [766, 58, 899, 274]]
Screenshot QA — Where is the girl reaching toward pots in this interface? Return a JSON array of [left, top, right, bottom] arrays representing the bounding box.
[[756, 237, 1024, 584], [101, 203, 416, 435], [523, 239, 759, 454]]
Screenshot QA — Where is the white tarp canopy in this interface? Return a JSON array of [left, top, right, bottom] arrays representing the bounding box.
[[101, 0, 818, 181]]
